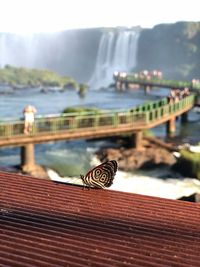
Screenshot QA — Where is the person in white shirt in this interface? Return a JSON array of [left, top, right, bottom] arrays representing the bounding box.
[[23, 105, 37, 134]]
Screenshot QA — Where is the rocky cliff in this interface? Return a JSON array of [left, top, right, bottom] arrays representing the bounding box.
[[1, 21, 200, 84], [136, 21, 200, 80]]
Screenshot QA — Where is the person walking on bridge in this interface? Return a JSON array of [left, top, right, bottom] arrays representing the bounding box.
[[23, 105, 37, 134]]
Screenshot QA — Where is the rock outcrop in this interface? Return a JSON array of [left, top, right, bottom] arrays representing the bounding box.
[[96, 137, 176, 171], [21, 164, 49, 179], [137, 21, 200, 80]]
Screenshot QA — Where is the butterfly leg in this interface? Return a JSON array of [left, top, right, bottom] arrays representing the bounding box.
[[82, 184, 90, 190]]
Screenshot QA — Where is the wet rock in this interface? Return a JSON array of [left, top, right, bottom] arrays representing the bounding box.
[[178, 193, 200, 203], [21, 164, 49, 179], [96, 138, 176, 171]]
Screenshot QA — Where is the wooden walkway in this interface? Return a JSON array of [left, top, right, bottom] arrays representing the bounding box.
[[0, 94, 196, 147], [114, 74, 200, 92]]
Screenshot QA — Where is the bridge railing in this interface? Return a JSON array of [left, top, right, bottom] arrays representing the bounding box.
[[0, 110, 147, 138], [130, 98, 168, 113], [124, 75, 200, 91], [0, 95, 195, 138], [145, 94, 195, 123]]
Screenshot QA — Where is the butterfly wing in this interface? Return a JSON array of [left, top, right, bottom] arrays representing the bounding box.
[[82, 160, 118, 188]]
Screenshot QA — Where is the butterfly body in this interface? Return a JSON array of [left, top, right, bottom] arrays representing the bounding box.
[[80, 160, 118, 189]]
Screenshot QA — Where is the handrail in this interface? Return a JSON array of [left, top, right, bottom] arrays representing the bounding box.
[[130, 97, 168, 113], [118, 75, 200, 91], [0, 95, 196, 139], [0, 111, 146, 137], [145, 94, 195, 123]]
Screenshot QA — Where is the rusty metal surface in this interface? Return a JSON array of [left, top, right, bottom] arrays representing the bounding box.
[[0, 171, 200, 266]]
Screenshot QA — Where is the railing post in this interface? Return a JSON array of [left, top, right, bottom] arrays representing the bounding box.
[[5, 124, 13, 137], [114, 113, 119, 126], [71, 117, 78, 129], [145, 112, 150, 124], [94, 115, 99, 128], [51, 119, 58, 133]]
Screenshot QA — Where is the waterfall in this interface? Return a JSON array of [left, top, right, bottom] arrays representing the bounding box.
[[0, 33, 42, 69], [89, 29, 140, 89]]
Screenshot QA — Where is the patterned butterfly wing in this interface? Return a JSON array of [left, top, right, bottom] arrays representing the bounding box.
[[81, 160, 118, 188]]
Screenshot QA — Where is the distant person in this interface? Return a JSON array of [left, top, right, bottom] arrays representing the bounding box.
[[23, 105, 37, 134], [174, 89, 181, 103], [181, 87, 190, 98], [168, 89, 176, 104]]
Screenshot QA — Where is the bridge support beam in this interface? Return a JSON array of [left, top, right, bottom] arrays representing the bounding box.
[[116, 81, 127, 91], [131, 131, 143, 150], [116, 81, 121, 90], [166, 117, 176, 135], [21, 143, 36, 173], [144, 85, 151, 94]]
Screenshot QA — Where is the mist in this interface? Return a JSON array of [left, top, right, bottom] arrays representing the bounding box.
[[0, 28, 102, 83]]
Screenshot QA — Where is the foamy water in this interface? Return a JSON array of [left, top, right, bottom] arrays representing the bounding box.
[[48, 156, 200, 200]]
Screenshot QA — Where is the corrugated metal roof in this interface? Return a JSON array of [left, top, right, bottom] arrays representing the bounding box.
[[0, 171, 200, 267]]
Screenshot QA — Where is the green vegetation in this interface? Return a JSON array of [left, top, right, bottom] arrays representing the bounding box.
[[62, 106, 101, 115], [137, 21, 200, 80], [0, 65, 78, 89], [175, 149, 200, 179]]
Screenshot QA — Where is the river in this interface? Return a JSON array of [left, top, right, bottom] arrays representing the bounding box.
[[0, 85, 200, 199]]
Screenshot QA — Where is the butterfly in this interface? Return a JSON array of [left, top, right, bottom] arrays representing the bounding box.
[[80, 160, 118, 189]]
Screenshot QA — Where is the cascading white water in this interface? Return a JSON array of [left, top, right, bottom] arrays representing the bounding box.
[[89, 29, 140, 89]]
